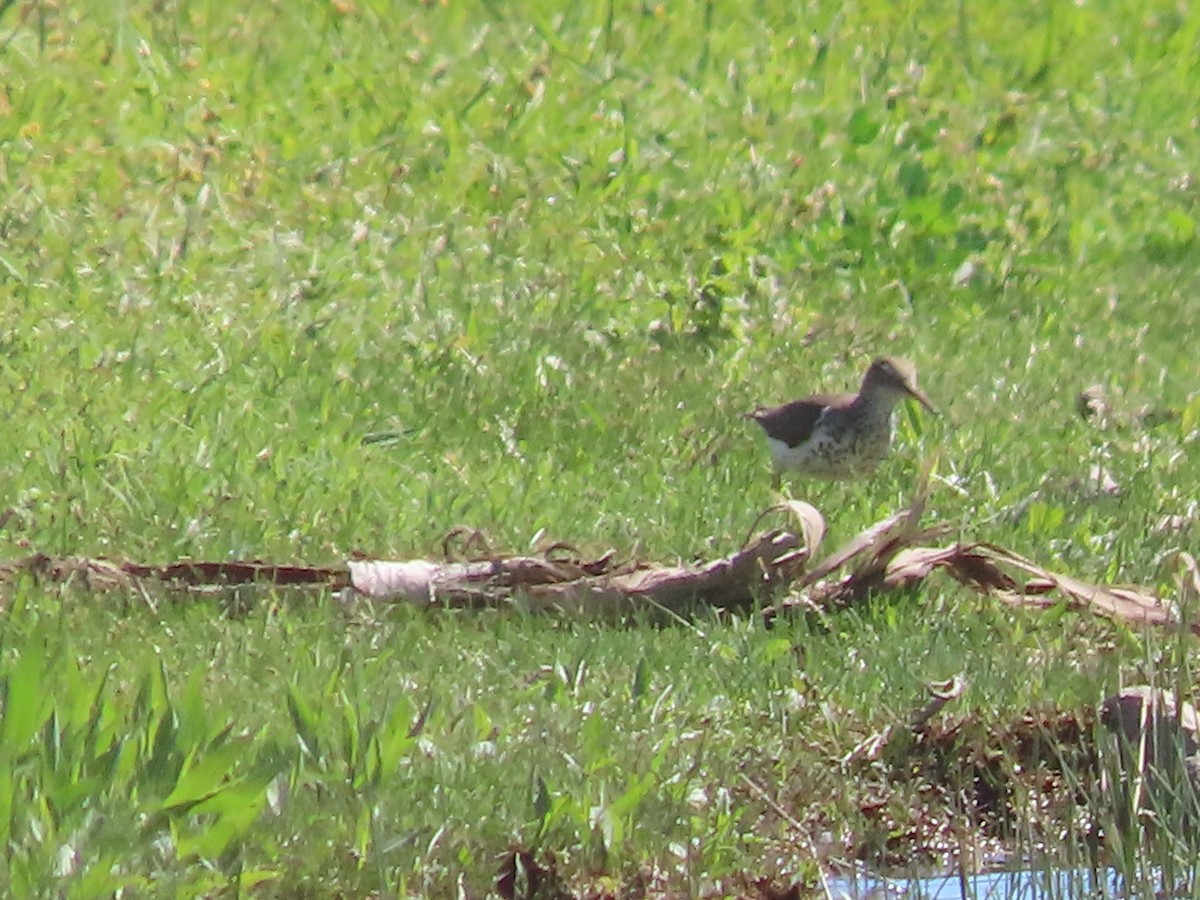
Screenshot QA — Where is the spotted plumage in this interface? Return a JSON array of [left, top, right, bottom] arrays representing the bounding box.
[[746, 357, 935, 485]]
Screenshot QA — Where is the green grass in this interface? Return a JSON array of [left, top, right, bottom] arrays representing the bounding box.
[[3, 0, 1200, 894]]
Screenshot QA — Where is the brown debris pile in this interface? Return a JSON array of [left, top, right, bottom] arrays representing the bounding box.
[[0, 483, 1193, 636]]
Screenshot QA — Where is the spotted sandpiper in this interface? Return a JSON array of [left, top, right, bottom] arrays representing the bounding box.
[[746, 356, 936, 487]]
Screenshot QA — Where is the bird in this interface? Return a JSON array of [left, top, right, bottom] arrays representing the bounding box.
[[746, 356, 936, 487]]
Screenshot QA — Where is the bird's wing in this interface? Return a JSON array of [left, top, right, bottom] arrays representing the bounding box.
[[746, 393, 853, 448]]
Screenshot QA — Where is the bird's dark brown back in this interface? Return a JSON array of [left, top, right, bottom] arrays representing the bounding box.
[[746, 392, 853, 448]]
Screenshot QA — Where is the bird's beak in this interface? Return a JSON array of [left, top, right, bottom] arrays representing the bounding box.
[[907, 385, 938, 415]]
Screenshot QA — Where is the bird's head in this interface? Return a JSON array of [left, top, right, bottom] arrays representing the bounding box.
[[862, 356, 937, 413]]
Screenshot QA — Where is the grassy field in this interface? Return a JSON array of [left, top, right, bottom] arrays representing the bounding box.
[[3, 0, 1200, 895]]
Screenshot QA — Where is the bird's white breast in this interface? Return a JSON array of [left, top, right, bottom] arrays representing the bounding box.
[[765, 433, 847, 475], [765, 412, 895, 479]]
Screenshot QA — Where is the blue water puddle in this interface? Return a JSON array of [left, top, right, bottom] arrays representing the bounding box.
[[829, 866, 1131, 899]]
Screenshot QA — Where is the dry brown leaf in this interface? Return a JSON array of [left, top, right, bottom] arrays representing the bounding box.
[[975, 542, 1181, 629], [883, 545, 965, 587], [800, 509, 910, 588], [802, 456, 934, 589], [884, 544, 1023, 593], [0, 554, 344, 592], [346, 529, 812, 617], [742, 501, 826, 571], [0, 477, 1190, 638], [782, 500, 826, 564], [347, 555, 603, 605], [528, 529, 805, 618], [801, 531, 1188, 636]]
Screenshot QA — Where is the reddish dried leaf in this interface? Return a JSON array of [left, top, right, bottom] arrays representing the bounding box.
[[884, 545, 1021, 593], [976, 542, 1181, 629]]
